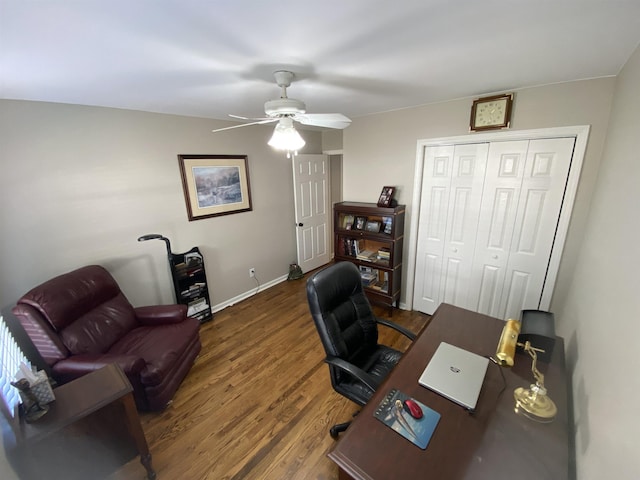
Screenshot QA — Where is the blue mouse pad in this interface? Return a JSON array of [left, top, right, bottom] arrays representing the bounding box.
[[373, 388, 440, 449]]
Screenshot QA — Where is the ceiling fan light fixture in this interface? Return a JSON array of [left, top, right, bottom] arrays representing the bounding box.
[[268, 117, 305, 154]]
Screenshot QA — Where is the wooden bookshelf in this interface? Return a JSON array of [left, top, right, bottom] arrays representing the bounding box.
[[334, 202, 405, 313]]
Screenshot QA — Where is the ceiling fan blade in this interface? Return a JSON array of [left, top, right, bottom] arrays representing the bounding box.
[[229, 114, 270, 121], [212, 118, 277, 133], [293, 113, 352, 129]]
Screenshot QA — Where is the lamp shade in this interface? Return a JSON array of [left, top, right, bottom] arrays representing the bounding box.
[[268, 117, 305, 152]]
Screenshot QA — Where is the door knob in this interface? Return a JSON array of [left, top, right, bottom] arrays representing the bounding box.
[[452, 248, 458, 253], [297, 223, 304, 227], [492, 255, 499, 259]]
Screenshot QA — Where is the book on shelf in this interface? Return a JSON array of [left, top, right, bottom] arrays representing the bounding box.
[[369, 281, 388, 292], [187, 298, 209, 316], [373, 388, 440, 450], [369, 271, 389, 292], [342, 238, 365, 257], [181, 282, 205, 296], [360, 271, 377, 286], [356, 249, 376, 261]]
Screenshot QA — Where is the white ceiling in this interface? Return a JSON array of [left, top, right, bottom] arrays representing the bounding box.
[[2, 1, 640, 124]]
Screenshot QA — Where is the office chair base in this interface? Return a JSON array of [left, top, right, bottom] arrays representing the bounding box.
[[330, 410, 360, 439], [330, 421, 351, 439]]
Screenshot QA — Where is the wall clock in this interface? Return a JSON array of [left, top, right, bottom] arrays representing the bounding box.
[[470, 93, 513, 131]]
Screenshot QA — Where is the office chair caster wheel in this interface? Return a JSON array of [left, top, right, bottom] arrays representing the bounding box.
[[329, 420, 350, 439]]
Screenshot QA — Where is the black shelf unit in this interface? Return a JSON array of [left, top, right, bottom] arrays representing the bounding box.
[[138, 235, 213, 323], [170, 246, 212, 323]]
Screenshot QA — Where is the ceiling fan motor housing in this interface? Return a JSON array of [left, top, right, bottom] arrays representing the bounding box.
[[264, 98, 306, 117]]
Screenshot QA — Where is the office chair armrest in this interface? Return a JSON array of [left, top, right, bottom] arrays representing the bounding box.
[[325, 356, 380, 392], [375, 318, 417, 341]]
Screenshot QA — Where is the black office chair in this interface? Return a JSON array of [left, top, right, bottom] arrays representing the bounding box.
[[306, 261, 416, 438]]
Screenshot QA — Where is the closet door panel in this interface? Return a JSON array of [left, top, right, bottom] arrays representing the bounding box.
[[499, 137, 576, 319], [414, 143, 488, 314], [413, 146, 454, 314], [441, 145, 489, 310], [470, 141, 528, 317]]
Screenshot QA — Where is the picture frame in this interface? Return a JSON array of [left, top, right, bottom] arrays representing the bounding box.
[[343, 214, 355, 230], [354, 216, 367, 230], [382, 216, 393, 234], [365, 220, 382, 233], [377, 186, 396, 207], [178, 154, 252, 221]]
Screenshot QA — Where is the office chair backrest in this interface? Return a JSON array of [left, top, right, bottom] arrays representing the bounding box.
[[306, 262, 379, 382]]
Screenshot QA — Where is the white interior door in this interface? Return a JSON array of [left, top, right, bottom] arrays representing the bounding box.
[[413, 143, 489, 314], [292, 154, 331, 273]]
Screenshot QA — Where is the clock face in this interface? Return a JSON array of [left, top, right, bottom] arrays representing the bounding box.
[[470, 94, 512, 131], [475, 99, 507, 126]]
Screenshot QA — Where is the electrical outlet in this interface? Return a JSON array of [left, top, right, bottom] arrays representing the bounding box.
[[249, 268, 256, 278]]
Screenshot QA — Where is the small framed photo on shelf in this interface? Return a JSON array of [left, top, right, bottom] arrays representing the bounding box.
[[343, 214, 354, 230], [365, 220, 382, 233], [354, 216, 367, 230], [377, 186, 396, 207], [382, 216, 393, 234]]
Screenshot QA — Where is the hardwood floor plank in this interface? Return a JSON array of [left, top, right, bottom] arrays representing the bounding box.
[[110, 270, 430, 479]]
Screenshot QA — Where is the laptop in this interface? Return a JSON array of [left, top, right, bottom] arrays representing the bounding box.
[[418, 342, 489, 411]]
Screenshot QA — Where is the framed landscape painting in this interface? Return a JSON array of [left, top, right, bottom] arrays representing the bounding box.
[[178, 154, 253, 221]]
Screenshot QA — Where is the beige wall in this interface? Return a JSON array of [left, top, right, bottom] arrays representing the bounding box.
[[558, 46, 640, 479], [343, 77, 616, 313], [0, 100, 322, 310], [321, 129, 343, 152]]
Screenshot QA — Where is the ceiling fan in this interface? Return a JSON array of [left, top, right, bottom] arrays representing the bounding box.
[[212, 70, 351, 155]]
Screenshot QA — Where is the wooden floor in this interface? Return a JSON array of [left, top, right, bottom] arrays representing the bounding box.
[[111, 271, 430, 480]]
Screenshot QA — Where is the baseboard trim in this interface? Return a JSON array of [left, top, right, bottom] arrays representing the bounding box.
[[211, 274, 289, 314]]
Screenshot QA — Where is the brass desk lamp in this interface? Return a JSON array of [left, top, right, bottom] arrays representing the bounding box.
[[495, 319, 557, 423], [513, 341, 557, 422]]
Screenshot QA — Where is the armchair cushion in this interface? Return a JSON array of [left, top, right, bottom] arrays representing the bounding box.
[[110, 320, 200, 386], [52, 353, 147, 379], [134, 304, 189, 325], [60, 293, 138, 355]]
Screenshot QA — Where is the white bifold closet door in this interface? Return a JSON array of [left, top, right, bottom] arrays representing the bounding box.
[[413, 137, 575, 320]]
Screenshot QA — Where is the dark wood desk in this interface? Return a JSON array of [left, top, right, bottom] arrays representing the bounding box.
[[3, 364, 155, 480], [329, 303, 569, 480]]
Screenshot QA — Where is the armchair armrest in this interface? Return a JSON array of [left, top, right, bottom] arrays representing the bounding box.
[[325, 356, 380, 392], [375, 317, 417, 341], [52, 353, 146, 379], [135, 304, 188, 325]]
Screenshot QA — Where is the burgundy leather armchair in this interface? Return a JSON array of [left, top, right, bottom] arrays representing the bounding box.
[[12, 265, 202, 411]]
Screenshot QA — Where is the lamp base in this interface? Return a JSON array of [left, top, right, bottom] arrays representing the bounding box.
[[514, 383, 557, 423]]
